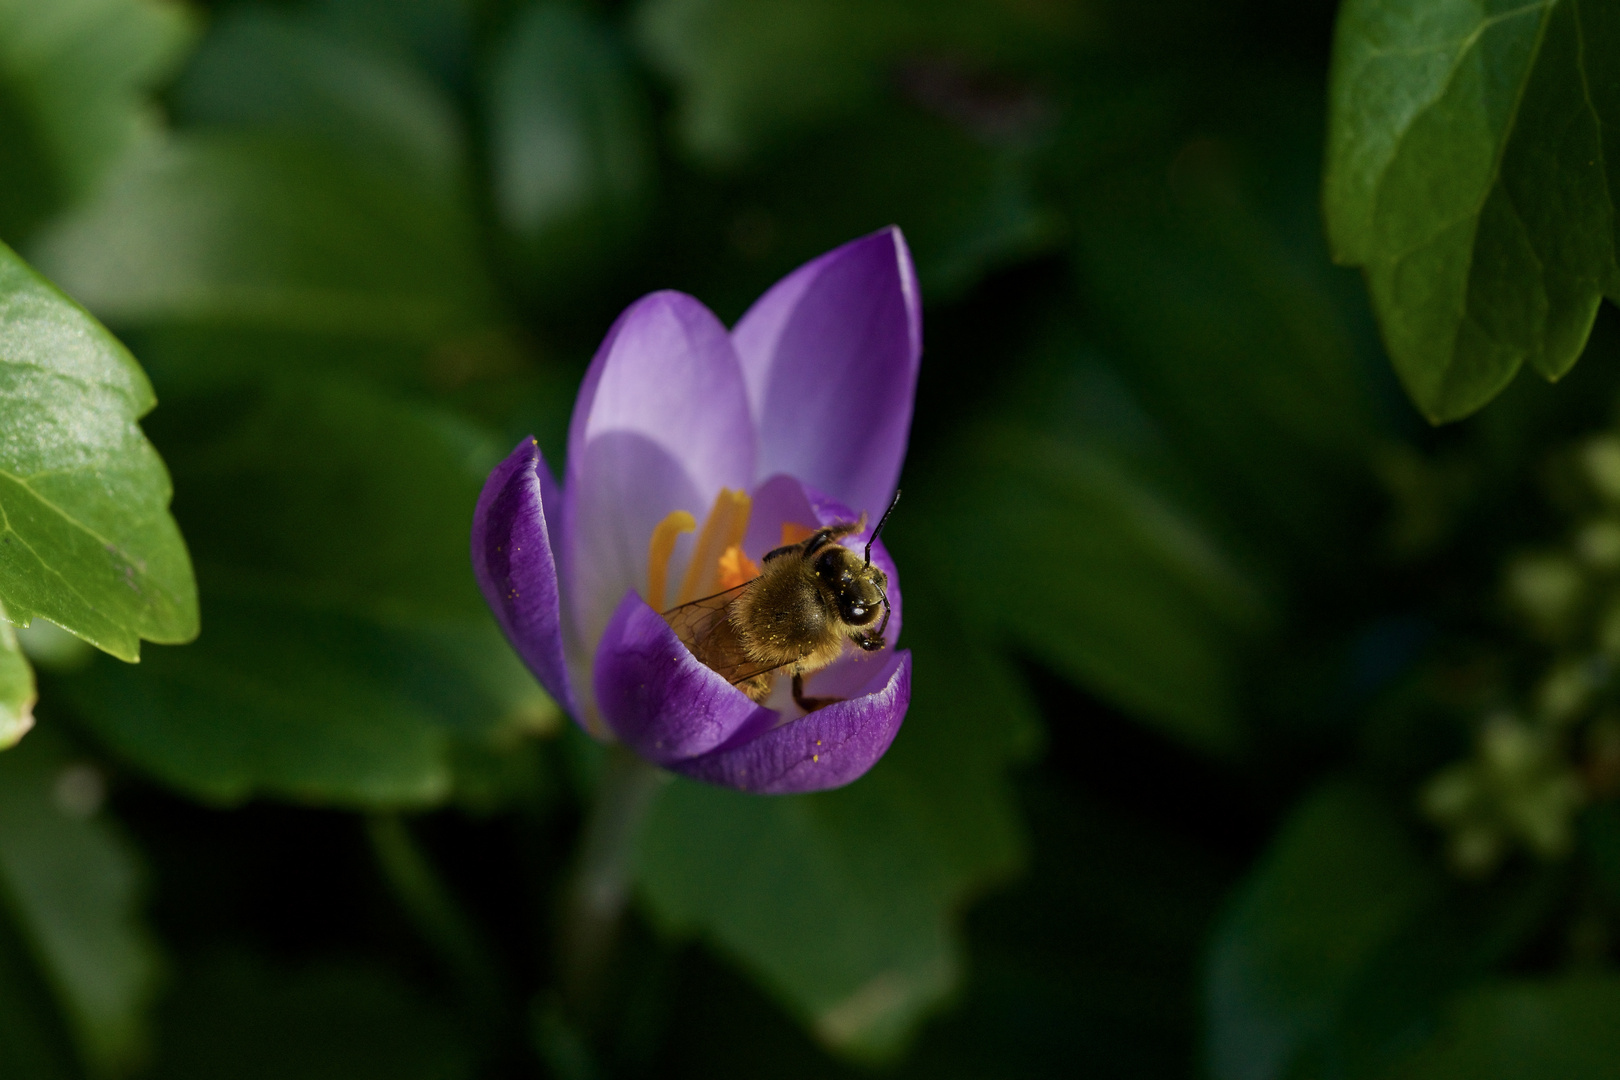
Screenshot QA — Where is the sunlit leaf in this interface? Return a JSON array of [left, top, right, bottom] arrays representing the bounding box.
[[0, 242, 197, 661], [0, 727, 160, 1076], [1324, 0, 1620, 421]]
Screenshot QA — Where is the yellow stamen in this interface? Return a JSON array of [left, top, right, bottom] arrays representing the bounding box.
[[647, 510, 696, 610], [716, 544, 760, 590], [677, 488, 753, 605], [780, 522, 817, 547]]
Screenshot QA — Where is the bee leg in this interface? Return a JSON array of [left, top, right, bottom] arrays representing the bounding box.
[[792, 672, 843, 714]]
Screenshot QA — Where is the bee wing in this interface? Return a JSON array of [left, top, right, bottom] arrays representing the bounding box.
[[662, 584, 792, 688]]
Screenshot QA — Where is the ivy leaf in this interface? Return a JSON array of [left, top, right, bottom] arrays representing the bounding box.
[[636, 576, 1039, 1060], [0, 727, 161, 1076], [1324, 0, 1620, 421], [0, 242, 197, 662], [0, 0, 195, 243]]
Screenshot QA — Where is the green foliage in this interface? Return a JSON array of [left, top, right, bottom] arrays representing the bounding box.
[[1390, 977, 1620, 1079], [485, 3, 654, 297], [637, 578, 1039, 1060], [0, 0, 194, 244], [0, 727, 160, 1077], [150, 956, 472, 1080], [1325, 0, 1620, 422], [58, 376, 555, 806], [0, 601, 35, 748], [0, 242, 196, 662], [31, 133, 492, 340]]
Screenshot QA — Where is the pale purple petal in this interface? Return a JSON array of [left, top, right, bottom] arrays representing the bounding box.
[[593, 590, 775, 766], [563, 291, 756, 653], [732, 226, 921, 519], [472, 438, 579, 720], [670, 651, 911, 794]]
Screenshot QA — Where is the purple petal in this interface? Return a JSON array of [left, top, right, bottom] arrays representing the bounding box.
[[732, 227, 922, 520], [670, 650, 912, 794], [563, 291, 756, 651], [593, 589, 775, 766], [472, 437, 579, 720]]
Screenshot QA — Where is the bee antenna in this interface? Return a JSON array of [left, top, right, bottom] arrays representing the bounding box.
[[863, 489, 901, 566]]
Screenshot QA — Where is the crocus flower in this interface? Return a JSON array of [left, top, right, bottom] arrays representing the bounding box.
[[472, 228, 920, 794]]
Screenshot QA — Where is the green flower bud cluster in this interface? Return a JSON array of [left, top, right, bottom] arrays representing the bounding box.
[[1420, 436, 1620, 877]]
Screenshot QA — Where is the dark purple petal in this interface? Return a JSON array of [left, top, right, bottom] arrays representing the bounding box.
[[472, 437, 579, 720], [669, 651, 912, 794], [593, 590, 775, 766], [563, 291, 756, 650], [732, 226, 921, 520]]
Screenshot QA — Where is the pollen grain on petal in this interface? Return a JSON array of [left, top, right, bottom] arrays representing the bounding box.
[[677, 488, 752, 604], [647, 509, 697, 610]]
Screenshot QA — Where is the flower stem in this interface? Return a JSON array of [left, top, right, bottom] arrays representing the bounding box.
[[557, 744, 665, 1025]]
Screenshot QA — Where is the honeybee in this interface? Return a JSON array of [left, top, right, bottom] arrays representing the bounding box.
[[664, 491, 900, 713]]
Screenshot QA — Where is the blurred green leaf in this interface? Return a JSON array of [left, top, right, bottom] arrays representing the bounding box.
[[57, 376, 554, 806], [1324, 0, 1620, 422], [0, 0, 194, 243], [0, 600, 35, 749], [0, 727, 161, 1076], [62, 601, 552, 808], [31, 133, 492, 341], [149, 376, 495, 623], [150, 955, 472, 1080], [633, 0, 1090, 162], [485, 2, 654, 298], [911, 404, 1269, 754], [0, 242, 197, 662], [171, 6, 466, 193], [1205, 782, 1441, 1080], [637, 577, 1039, 1060], [1388, 977, 1620, 1080], [1074, 135, 1384, 565]]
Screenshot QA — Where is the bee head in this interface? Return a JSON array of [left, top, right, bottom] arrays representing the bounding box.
[[813, 546, 888, 627]]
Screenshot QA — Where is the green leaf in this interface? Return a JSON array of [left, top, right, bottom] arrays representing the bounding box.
[[633, 0, 1090, 162], [0, 242, 197, 662], [485, 3, 654, 297], [636, 576, 1039, 1060], [0, 600, 36, 748], [1324, 0, 1620, 421], [0, 727, 161, 1076], [1205, 782, 1442, 1080], [911, 413, 1270, 755], [57, 376, 555, 807], [30, 133, 493, 341], [0, 0, 195, 243], [1390, 977, 1620, 1080], [150, 955, 473, 1080], [172, 6, 466, 192]]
